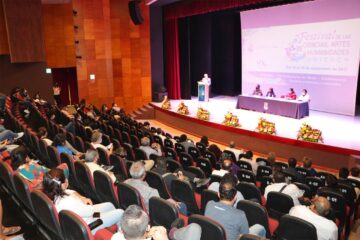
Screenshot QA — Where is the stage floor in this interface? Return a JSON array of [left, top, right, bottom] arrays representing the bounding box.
[[152, 96, 360, 151]]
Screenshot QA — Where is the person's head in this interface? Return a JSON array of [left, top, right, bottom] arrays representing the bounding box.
[[350, 167, 360, 177], [180, 134, 187, 142], [52, 133, 67, 147], [143, 121, 150, 129], [219, 153, 233, 171], [204, 73, 208, 78], [85, 149, 99, 163], [325, 174, 338, 188], [273, 171, 286, 183], [221, 173, 238, 188], [288, 157, 297, 168], [302, 89, 307, 95], [120, 205, 149, 240], [37, 127, 48, 139], [156, 128, 162, 135], [129, 161, 146, 180], [311, 196, 331, 217], [269, 88, 274, 93], [303, 157, 312, 169], [54, 82, 59, 87], [289, 88, 294, 93], [256, 84, 260, 90], [101, 104, 108, 111], [219, 175, 237, 203], [244, 151, 253, 160], [267, 152, 276, 164], [10, 146, 30, 170], [338, 167, 349, 179], [34, 92, 40, 99], [200, 136, 209, 146], [91, 130, 102, 144], [229, 141, 236, 148], [113, 147, 127, 159], [42, 168, 67, 201], [140, 137, 150, 147]]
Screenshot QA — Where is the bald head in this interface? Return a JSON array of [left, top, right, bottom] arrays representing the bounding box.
[[229, 141, 236, 148], [313, 196, 331, 217]]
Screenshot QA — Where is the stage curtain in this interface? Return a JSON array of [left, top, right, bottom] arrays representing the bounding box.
[[165, 19, 182, 99], [164, 0, 271, 99]]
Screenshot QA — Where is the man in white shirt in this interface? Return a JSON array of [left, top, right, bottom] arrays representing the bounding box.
[[201, 73, 211, 85], [91, 130, 113, 154], [139, 137, 162, 160], [264, 171, 304, 206], [224, 141, 243, 160], [289, 196, 338, 240], [297, 89, 310, 102], [84, 149, 117, 183]]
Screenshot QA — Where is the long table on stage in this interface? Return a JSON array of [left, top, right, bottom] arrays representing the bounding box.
[[236, 95, 309, 119]]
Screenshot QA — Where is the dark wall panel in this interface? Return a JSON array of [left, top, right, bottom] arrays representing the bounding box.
[[0, 55, 53, 101], [2, 0, 45, 62]]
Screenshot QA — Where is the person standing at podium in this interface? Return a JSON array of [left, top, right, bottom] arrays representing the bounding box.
[[201, 73, 211, 85]]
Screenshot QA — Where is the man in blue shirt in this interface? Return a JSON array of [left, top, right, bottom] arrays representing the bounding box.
[[205, 175, 266, 240]]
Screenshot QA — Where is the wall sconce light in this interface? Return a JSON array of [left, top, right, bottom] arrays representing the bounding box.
[[45, 68, 52, 74], [90, 74, 96, 81]]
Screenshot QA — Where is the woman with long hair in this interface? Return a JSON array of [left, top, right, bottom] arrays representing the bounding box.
[[42, 169, 123, 234]]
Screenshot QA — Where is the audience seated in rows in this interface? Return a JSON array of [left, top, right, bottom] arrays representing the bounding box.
[[139, 137, 162, 159], [224, 141, 243, 160], [282, 157, 304, 183], [91, 130, 113, 155], [303, 157, 317, 177], [43, 168, 123, 234], [199, 136, 209, 148], [38, 127, 80, 155], [205, 174, 266, 240], [348, 167, 360, 181], [178, 134, 195, 153], [289, 196, 338, 240], [124, 161, 186, 214], [211, 153, 233, 177], [239, 151, 258, 175], [52, 133, 81, 160], [208, 173, 244, 206], [264, 171, 304, 206]]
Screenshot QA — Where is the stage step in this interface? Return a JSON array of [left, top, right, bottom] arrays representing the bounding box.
[[130, 104, 155, 120]]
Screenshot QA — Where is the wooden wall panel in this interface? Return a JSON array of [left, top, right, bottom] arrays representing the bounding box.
[[74, 0, 152, 112], [0, 2, 9, 55], [42, 3, 76, 68], [2, 0, 45, 62]]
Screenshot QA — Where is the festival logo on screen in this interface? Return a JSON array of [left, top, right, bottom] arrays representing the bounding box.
[[286, 34, 306, 61]]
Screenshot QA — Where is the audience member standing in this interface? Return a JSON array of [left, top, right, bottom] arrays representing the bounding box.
[[53, 82, 61, 106]]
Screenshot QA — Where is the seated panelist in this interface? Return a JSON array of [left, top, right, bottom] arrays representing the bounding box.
[[284, 88, 297, 100], [252, 84, 263, 96], [297, 89, 310, 102], [266, 88, 276, 98]]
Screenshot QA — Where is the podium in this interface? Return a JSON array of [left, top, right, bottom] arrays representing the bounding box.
[[198, 82, 210, 102]]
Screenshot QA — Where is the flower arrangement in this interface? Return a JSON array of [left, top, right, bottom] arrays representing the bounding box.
[[177, 101, 189, 115], [196, 107, 210, 121], [223, 112, 240, 127], [256, 117, 276, 135], [161, 96, 171, 110], [297, 123, 324, 143]]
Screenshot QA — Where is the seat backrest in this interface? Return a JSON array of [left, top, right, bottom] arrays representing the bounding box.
[[317, 188, 346, 223], [188, 146, 200, 161], [14, 173, 34, 211], [237, 160, 253, 172], [237, 200, 271, 238], [60, 153, 79, 189], [0, 161, 16, 193], [149, 197, 178, 230], [164, 138, 174, 148], [117, 182, 144, 210], [94, 171, 119, 208], [338, 182, 356, 206], [97, 148, 110, 166], [59, 210, 94, 240], [256, 165, 272, 180], [164, 147, 177, 160], [166, 159, 181, 173], [188, 166, 205, 179], [347, 178, 360, 189], [66, 131, 75, 147], [282, 171, 298, 183], [31, 190, 63, 238], [179, 152, 194, 169], [256, 157, 270, 166], [175, 143, 185, 154], [266, 192, 294, 220], [74, 136, 85, 152], [171, 179, 199, 214], [145, 171, 171, 199], [74, 161, 98, 201], [188, 214, 226, 240], [317, 171, 334, 182], [201, 189, 219, 214], [236, 182, 261, 203], [196, 142, 206, 155], [109, 154, 128, 179], [276, 214, 317, 240], [204, 150, 217, 168], [295, 166, 309, 178], [210, 174, 223, 184], [223, 150, 236, 162], [47, 145, 61, 168], [39, 139, 50, 166], [237, 169, 256, 184], [130, 135, 140, 148], [122, 143, 135, 161], [134, 148, 147, 161], [293, 182, 312, 198], [153, 135, 163, 147], [121, 131, 130, 144], [273, 162, 288, 170], [305, 176, 324, 196], [197, 157, 213, 178]]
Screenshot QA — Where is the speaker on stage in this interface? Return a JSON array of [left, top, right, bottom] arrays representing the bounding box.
[[128, 0, 144, 25]]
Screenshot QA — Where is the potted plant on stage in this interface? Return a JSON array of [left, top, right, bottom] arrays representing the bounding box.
[[196, 107, 210, 121], [161, 96, 171, 110], [256, 117, 276, 135], [177, 101, 189, 115], [297, 123, 324, 143], [223, 111, 240, 127]]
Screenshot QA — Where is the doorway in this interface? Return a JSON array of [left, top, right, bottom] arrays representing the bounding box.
[[52, 67, 79, 106]]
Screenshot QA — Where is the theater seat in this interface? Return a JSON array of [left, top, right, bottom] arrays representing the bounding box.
[[59, 210, 94, 240], [171, 179, 200, 215], [276, 214, 317, 240], [188, 214, 226, 240], [266, 192, 294, 220], [149, 197, 179, 231]]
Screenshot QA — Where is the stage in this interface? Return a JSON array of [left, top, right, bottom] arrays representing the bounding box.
[[150, 96, 360, 169]]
